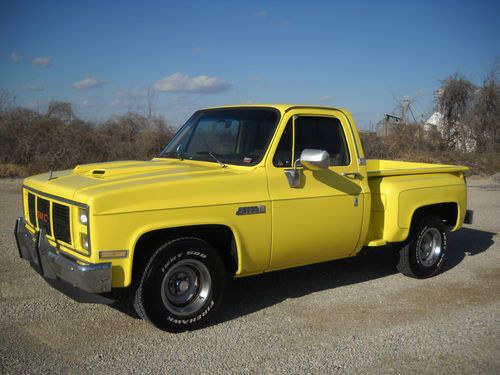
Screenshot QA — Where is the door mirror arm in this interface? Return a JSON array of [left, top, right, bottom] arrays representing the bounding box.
[[284, 158, 301, 188]]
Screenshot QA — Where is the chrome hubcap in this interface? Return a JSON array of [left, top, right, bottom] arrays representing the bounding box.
[[161, 259, 211, 316], [418, 227, 442, 267]]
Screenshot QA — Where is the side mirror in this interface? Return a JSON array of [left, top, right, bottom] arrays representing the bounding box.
[[300, 149, 330, 170], [284, 149, 330, 188]]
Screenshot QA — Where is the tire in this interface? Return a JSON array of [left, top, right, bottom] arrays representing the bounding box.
[[396, 215, 447, 279], [133, 237, 226, 332]]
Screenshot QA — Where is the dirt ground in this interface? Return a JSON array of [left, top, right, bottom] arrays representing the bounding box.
[[0, 178, 499, 374]]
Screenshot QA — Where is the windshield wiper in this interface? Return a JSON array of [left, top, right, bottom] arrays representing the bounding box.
[[160, 146, 189, 160], [197, 151, 226, 168]]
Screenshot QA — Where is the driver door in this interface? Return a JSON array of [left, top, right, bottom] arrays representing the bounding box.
[[266, 112, 365, 269]]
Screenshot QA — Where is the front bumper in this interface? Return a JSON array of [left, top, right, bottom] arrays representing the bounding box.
[[15, 217, 112, 294]]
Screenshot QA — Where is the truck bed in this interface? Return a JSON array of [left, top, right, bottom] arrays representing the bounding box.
[[366, 159, 468, 178]]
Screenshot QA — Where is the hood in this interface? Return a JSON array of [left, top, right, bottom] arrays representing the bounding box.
[[23, 159, 268, 215]]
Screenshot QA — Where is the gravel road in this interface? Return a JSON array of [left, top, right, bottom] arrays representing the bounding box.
[[1, 178, 499, 374]]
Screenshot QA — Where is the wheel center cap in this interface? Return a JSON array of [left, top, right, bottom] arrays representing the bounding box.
[[178, 280, 189, 293]]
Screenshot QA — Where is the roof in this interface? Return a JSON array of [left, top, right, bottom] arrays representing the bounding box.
[[202, 104, 346, 114]]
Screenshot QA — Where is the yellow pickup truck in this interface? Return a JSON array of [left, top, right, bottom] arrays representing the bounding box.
[[15, 104, 473, 331]]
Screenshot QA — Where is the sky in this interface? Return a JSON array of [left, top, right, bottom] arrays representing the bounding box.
[[0, 0, 499, 129]]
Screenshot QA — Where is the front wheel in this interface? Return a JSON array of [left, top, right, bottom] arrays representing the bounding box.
[[396, 215, 448, 278], [133, 237, 226, 332]]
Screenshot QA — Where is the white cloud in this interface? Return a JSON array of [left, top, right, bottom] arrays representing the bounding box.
[[11, 52, 21, 63], [154, 72, 230, 94], [73, 77, 106, 90], [24, 83, 44, 91], [256, 10, 267, 17], [32, 56, 51, 67]]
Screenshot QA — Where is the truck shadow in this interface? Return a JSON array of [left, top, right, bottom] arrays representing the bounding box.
[[441, 227, 495, 272], [214, 227, 495, 325], [107, 227, 495, 324]]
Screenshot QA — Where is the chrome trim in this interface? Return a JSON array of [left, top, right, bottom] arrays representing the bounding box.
[[236, 205, 266, 216], [284, 168, 301, 188], [160, 259, 212, 317], [15, 218, 111, 293], [23, 185, 91, 256], [300, 149, 330, 170], [417, 227, 442, 267], [78, 206, 92, 256]]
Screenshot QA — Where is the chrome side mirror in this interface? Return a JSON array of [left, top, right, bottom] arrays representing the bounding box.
[[300, 149, 330, 170], [283, 149, 330, 188]]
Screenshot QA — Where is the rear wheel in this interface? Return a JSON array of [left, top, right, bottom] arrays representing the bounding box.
[[133, 237, 226, 332], [396, 215, 447, 278]]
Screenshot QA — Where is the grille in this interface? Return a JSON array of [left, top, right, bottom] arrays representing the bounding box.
[[28, 192, 36, 225], [25, 191, 74, 246], [53, 203, 71, 244], [37, 197, 52, 236]]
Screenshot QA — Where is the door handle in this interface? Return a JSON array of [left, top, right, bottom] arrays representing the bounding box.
[[341, 172, 363, 180]]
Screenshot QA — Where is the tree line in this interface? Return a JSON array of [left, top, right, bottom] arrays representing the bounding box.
[[0, 66, 498, 177], [360, 67, 499, 175], [0, 98, 176, 177]]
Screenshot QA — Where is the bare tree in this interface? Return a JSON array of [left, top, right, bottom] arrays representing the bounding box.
[[146, 86, 159, 118], [46, 101, 75, 123], [0, 89, 16, 116], [438, 74, 476, 151], [469, 66, 500, 152]]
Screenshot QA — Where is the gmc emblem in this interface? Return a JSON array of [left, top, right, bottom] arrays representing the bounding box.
[[37, 211, 49, 223]]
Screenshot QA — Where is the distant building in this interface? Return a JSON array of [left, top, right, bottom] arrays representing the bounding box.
[[376, 114, 402, 137], [424, 111, 444, 132], [424, 110, 476, 152]]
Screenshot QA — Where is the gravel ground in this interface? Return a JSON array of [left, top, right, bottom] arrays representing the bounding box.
[[0, 178, 499, 374]]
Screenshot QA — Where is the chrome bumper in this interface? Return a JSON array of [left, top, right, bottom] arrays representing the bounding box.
[[15, 217, 112, 294]]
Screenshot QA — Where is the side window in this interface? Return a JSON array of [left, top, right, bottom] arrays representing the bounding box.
[[273, 116, 350, 167]]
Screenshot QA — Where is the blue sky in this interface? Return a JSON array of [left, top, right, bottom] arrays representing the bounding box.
[[0, 0, 498, 129]]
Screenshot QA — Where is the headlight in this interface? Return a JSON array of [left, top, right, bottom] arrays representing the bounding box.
[[81, 233, 90, 251], [80, 208, 89, 225]]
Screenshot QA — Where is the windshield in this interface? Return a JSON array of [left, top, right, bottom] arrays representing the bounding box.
[[159, 108, 280, 166]]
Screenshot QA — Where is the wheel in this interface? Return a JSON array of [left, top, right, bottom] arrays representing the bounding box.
[[396, 215, 447, 278], [133, 237, 226, 332]]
